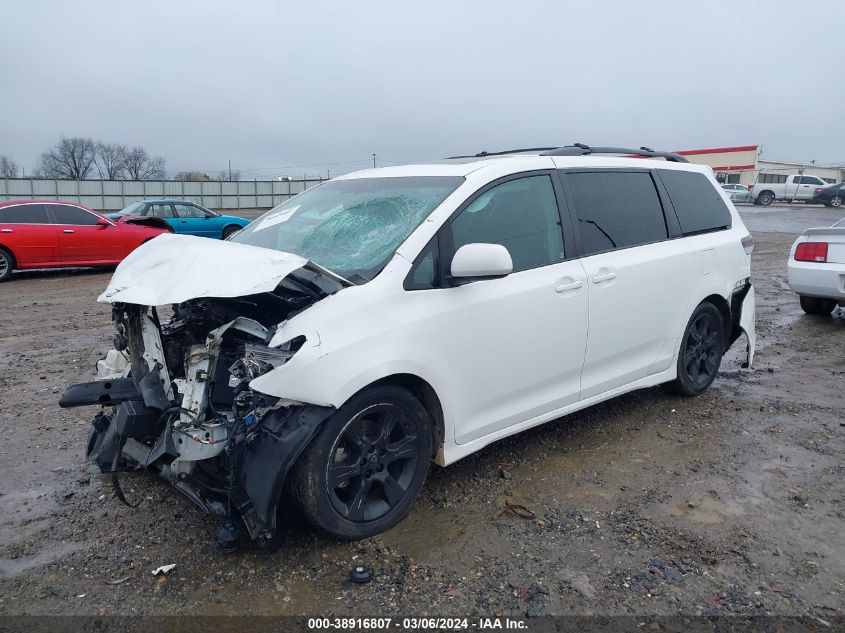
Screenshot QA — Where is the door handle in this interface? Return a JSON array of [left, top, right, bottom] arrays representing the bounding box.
[[592, 271, 617, 283], [63, 229, 75, 234], [1, 228, 12, 233], [555, 280, 583, 292]]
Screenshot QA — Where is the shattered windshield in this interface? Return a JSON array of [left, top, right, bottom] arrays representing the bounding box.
[[231, 176, 463, 282]]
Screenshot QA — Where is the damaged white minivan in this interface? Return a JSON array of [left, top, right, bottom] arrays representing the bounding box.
[[61, 145, 756, 549]]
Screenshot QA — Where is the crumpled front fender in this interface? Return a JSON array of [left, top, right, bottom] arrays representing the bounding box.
[[237, 404, 334, 541]]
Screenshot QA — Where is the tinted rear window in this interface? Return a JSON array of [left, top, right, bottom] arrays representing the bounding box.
[[659, 170, 732, 236], [0, 204, 50, 224], [565, 171, 668, 256], [48, 204, 99, 225]]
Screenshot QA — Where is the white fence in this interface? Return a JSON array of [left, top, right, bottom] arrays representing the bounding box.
[[0, 177, 327, 212]]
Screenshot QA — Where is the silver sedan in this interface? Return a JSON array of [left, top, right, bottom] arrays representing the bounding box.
[[721, 183, 754, 204]]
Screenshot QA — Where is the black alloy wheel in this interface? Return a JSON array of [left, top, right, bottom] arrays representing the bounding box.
[[327, 403, 421, 522], [664, 302, 725, 396], [292, 385, 432, 540], [683, 312, 722, 390]]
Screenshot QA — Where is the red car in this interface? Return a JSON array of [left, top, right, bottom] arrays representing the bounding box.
[[0, 200, 171, 281]]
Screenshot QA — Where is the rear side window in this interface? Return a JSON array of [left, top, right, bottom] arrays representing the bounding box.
[[566, 171, 668, 256], [659, 170, 732, 236], [48, 204, 99, 225], [0, 204, 50, 224]]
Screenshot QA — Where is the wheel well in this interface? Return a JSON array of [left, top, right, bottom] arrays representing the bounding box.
[[757, 189, 774, 197], [365, 374, 445, 456], [702, 294, 732, 350], [222, 224, 241, 236]]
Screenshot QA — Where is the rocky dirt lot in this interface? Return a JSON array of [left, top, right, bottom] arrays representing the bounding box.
[[0, 207, 842, 622]]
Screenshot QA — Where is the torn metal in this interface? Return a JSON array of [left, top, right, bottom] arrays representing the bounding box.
[[61, 259, 345, 547]]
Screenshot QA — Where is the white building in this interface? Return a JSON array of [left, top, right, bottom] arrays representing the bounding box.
[[674, 145, 844, 186]]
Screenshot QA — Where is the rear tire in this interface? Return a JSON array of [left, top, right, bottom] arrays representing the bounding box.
[[291, 385, 433, 540], [799, 295, 837, 316], [0, 247, 14, 282], [222, 225, 241, 239], [663, 302, 725, 396]]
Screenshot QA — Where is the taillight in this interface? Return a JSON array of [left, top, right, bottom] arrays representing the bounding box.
[[814, 187, 823, 195], [741, 234, 754, 255], [747, 184, 753, 190], [794, 242, 828, 262]]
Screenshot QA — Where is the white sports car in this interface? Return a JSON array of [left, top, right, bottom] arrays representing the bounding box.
[[788, 217, 845, 315]]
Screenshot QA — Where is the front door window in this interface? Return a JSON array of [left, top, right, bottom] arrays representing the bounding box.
[[449, 175, 564, 272]]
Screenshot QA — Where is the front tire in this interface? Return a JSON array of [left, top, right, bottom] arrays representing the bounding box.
[[830, 196, 842, 208], [0, 247, 14, 282], [664, 302, 725, 396], [757, 191, 775, 206], [799, 295, 837, 315], [292, 385, 433, 540]]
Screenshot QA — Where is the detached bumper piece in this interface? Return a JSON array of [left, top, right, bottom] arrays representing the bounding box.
[[85, 400, 161, 472], [59, 378, 139, 408]]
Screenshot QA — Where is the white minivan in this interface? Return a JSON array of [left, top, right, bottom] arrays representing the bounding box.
[[62, 145, 756, 548]]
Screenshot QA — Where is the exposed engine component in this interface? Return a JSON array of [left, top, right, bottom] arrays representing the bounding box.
[[61, 272, 342, 548]]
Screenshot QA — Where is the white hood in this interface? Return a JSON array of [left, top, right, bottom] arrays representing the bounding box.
[[99, 233, 309, 305]]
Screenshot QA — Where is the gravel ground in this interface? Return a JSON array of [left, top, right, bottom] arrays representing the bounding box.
[[0, 207, 842, 621]]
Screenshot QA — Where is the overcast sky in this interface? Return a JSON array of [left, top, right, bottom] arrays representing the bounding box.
[[2, 0, 843, 178]]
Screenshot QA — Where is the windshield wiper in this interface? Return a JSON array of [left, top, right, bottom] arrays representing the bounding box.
[[303, 261, 355, 287], [345, 272, 369, 285]]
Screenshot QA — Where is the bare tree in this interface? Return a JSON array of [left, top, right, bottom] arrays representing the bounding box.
[[124, 147, 166, 180], [0, 156, 19, 178], [217, 169, 241, 181], [38, 137, 97, 179], [94, 142, 128, 180]]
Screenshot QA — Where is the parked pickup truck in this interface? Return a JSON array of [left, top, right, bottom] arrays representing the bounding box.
[[752, 174, 830, 206]]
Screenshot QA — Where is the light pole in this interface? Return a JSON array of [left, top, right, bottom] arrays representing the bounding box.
[[372, 153, 376, 168]]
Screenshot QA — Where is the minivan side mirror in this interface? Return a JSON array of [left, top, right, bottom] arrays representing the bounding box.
[[450, 243, 513, 279]]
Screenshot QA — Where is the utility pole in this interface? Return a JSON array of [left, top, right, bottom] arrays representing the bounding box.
[[373, 153, 376, 168], [790, 164, 804, 209], [228, 160, 232, 181]]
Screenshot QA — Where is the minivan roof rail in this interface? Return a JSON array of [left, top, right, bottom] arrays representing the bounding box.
[[445, 143, 690, 163]]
